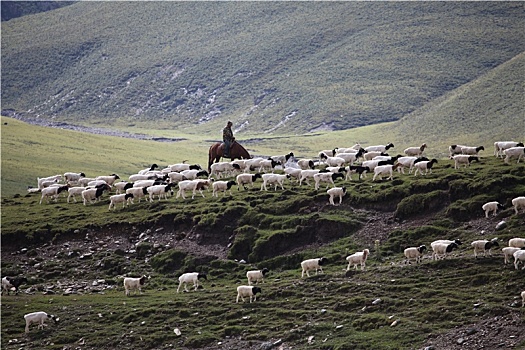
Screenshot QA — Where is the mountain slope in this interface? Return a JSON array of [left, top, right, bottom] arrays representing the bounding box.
[[1, 2, 524, 134]]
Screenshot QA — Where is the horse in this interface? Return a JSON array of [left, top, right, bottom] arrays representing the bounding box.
[[208, 141, 251, 172]]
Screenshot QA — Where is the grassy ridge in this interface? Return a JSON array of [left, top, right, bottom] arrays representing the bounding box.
[[1, 2, 524, 134]]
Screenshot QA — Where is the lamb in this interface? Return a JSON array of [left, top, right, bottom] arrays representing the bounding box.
[[180, 169, 209, 180], [271, 152, 295, 167], [147, 183, 176, 201], [313, 172, 344, 190], [37, 175, 62, 189], [511, 197, 525, 215], [502, 247, 522, 265], [504, 147, 525, 163], [246, 268, 269, 285], [327, 187, 346, 206], [508, 237, 525, 248], [95, 174, 120, 186], [482, 201, 504, 218], [319, 153, 346, 167], [297, 159, 315, 170], [24, 311, 58, 333], [372, 163, 402, 181], [404, 144, 427, 157], [345, 165, 370, 181], [169, 163, 201, 172], [431, 241, 459, 260], [346, 249, 370, 271], [404, 245, 427, 264], [513, 249, 525, 270], [261, 173, 291, 191], [63, 172, 86, 184], [2, 276, 28, 295], [82, 184, 111, 205], [365, 143, 394, 153], [453, 155, 479, 169], [138, 163, 159, 174], [461, 145, 485, 156], [108, 193, 134, 210], [177, 272, 207, 293], [236, 285, 262, 303], [212, 180, 236, 197], [210, 162, 241, 178], [236, 173, 262, 190], [123, 275, 149, 296], [471, 238, 499, 258], [493, 141, 524, 158], [114, 181, 133, 194], [299, 169, 321, 186], [301, 257, 328, 277], [39, 185, 69, 204], [413, 159, 438, 176], [126, 186, 150, 203]]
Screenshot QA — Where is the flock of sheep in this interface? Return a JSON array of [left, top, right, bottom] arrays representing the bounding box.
[[17, 139, 525, 333]]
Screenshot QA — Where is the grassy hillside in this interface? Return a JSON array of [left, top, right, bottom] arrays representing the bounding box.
[[1, 2, 524, 135], [1, 126, 525, 349]]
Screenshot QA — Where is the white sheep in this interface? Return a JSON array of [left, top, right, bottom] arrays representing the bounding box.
[[138, 163, 159, 174], [63, 172, 86, 184], [404, 144, 427, 157], [513, 249, 525, 270], [461, 146, 485, 155], [180, 169, 209, 180], [346, 249, 370, 271], [336, 144, 362, 153], [271, 152, 294, 168], [177, 272, 207, 293], [453, 155, 479, 169], [126, 187, 149, 203], [123, 275, 149, 296], [108, 193, 134, 210], [284, 167, 303, 183], [360, 159, 384, 173], [236, 173, 262, 190], [365, 143, 394, 153], [404, 245, 427, 264], [147, 183, 176, 201], [39, 185, 69, 204], [210, 162, 241, 178], [24, 311, 58, 333], [471, 238, 499, 258], [212, 180, 236, 197], [231, 159, 250, 172], [87, 179, 109, 188], [327, 187, 346, 206], [502, 247, 521, 265], [493, 141, 524, 158], [95, 174, 120, 186], [508, 237, 525, 248], [246, 268, 269, 285], [503, 146, 525, 164], [169, 163, 201, 172], [37, 175, 62, 190], [511, 197, 525, 215], [297, 159, 315, 170], [431, 241, 459, 260], [299, 169, 321, 186], [301, 257, 328, 277], [313, 172, 344, 190], [78, 177, 97, 186], [318, 148, 338, 159], [129, 173, 158, 182], [81, 184, 111, 205], [448, 144, 468, 158], [236, 285, 262, 303], [363, 151, 387, 161], [372, 163, 402, 181], [167, 171, 187, 184], [2, 276, 28, 295], [244, 157, 266, 171], [345, 165, 370, 181], [260, 173, 290, 191], [176, 179, 212, 199], [481, 201, 503, 218], [319, 153, 346, 167], [413, 159, 438, 176], [396, 156, 426, 174], [335, 150, 365, 165], [114, 181, 133, 194]]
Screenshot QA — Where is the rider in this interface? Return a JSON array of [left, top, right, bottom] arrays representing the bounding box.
[[222, 121, 235, 158]]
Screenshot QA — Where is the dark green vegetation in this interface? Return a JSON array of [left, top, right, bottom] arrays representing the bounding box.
[[2, 2, 524, 135], [2, 149, 525, 349]]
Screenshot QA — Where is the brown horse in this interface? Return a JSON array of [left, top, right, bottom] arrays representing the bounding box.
[[208, 141, 251, 171]]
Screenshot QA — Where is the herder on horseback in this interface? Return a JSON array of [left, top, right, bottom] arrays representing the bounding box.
[[222, 120, 235, 158]]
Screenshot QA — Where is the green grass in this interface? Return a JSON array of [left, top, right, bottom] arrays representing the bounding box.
[[1, 2, 524, 135]]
